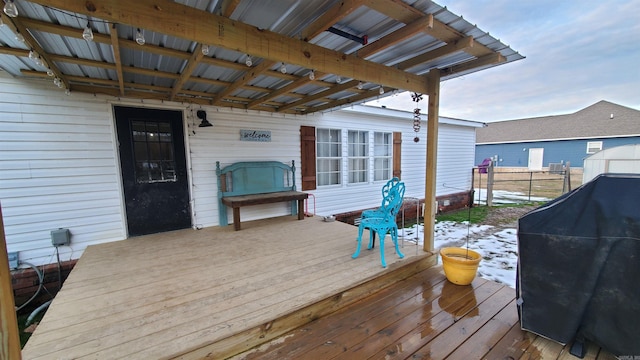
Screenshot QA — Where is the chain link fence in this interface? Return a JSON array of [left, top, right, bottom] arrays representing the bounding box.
[[472, 164, 583, 206]]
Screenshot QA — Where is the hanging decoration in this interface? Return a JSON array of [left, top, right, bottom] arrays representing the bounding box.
[[411, 92, 423, 143]]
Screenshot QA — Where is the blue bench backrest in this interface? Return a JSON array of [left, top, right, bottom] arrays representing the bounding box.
[[216, 161, 296, 196]]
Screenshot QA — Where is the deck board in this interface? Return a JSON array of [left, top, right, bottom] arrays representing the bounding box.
[[22, 216, 430, 359], [23, 215, 617, 360]]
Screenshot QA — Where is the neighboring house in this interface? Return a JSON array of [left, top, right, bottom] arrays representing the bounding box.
[[0, 73, 483, 266], [475, 101, 640, 169]]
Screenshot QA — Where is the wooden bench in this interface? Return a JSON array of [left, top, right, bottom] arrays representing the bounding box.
[[216, 160, 308, 230]]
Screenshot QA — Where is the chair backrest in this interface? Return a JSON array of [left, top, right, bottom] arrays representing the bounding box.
[[383, 181, 405, 221], [379, 177, 400, 209]]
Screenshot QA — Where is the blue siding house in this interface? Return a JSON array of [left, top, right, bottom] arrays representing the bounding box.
[[475, 101, 640, 169]]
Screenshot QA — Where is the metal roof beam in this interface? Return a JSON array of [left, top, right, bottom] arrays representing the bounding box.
[[28, 0, 431, 94]]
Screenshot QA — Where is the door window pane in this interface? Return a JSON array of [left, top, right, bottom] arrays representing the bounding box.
[[132, 120, 177, 183]]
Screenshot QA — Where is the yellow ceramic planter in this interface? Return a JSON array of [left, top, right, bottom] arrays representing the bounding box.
[[440, 247, 482, 285]]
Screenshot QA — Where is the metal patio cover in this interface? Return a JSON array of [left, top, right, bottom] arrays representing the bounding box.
[[0, 0, 523, 113]]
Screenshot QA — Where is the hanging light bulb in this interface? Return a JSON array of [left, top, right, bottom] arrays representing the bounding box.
[[65, 89, 71, 96], [335, 75, 342, 84], [279, 63, 287, 74], [245, 54, 252, 67], [135, 28, 145, 45], [46, 68, 54, 77], [14, 32, 25, 43], [82, 22, 94, 41], [28, 49, 38, 60], [379, 86, 384, 95], [34, 56, 43, 66], [53, 77, 61, 87], [357, 81, 363, 90], [4, 0, 18, 18], [201, 44, 209, 55], [308, 70, 315, 81]]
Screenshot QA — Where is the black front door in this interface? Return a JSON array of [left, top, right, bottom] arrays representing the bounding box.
[[115, 106, 191, 236]]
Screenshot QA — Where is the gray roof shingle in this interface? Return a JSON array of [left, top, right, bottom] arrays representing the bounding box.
[[476, 101, 640, 144]]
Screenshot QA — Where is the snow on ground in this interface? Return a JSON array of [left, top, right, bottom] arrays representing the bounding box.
[[399, 222, 518, 288], [397, 190, 549, 289]]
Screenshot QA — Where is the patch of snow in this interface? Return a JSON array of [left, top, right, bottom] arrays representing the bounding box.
[[400, 221, 519, 289]]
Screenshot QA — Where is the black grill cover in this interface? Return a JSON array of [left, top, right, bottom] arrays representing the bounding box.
[[517, 173, 640, 356]]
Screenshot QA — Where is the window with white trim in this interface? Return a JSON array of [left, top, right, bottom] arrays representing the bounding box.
[[316, 128, 342, 186], [373, 132, 392, 181], [586, 141, 603, 154], [348, 130, 368, 183]]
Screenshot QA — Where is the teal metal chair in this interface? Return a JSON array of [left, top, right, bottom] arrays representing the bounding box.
[[360, 177, 400, 248], [352, 181, 405, 267]]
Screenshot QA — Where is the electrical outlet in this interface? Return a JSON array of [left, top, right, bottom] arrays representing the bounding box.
[[8, 251, 18, 270]]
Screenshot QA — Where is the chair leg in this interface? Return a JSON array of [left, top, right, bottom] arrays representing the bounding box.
[[378, 231, 387, 268], [367, 228, 375, 250], [392, 227, 405, 259], [352, 223, 365, 259]]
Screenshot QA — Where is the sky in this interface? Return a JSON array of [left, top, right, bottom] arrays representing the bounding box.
[[368, 0, 640, 122]]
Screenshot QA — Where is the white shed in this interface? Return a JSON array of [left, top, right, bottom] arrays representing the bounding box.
[[583, 144, 640, 183]]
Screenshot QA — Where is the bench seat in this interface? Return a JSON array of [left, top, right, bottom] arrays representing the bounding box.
[[222, 191, 308, 231]]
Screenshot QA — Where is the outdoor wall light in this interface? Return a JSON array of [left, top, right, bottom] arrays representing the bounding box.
[[196, 110, 213, 128]]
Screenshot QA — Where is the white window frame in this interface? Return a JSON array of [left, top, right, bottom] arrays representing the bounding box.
[[347, 130, 369, 184], [316, 128, 342, 186], [586, 141, 603, 154], [373, 132, 392, 181]]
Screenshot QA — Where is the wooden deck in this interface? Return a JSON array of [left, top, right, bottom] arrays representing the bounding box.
[[21, 216, 433, 359], [22, 215, 615, 359], [231, 266, 617, 360]]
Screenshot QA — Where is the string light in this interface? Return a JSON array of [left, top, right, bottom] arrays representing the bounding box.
[[245, 54, 252, 67], [3, 0, 18, 18], [14, 32, 25, 43], [201, 44, 209, 55], [379, 86, 384, 95], [46, 68, 54, 77], [308, 70, 315, 80], [279, 62, 287, 74], [53, 77, 61, 87], [335, 75, 341, 84], [135, 28, 145, 45], [357, 81, 363, 90], [82, 22, 94, 41]]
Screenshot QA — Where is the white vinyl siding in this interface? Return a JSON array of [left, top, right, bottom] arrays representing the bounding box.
[[0, 75, 125, 265]]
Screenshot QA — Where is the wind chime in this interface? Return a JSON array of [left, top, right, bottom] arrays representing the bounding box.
[[411, 92, 423, 142]]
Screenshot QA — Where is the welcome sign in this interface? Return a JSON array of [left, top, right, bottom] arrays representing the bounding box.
[[240, 129, 272, 142]]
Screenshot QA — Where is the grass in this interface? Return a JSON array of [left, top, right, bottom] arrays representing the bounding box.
[[17, 309, 46, 348], [436, 206, 488, 224]]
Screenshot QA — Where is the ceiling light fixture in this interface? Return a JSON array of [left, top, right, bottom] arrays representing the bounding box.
[[308, 70, 315, 81], [201, 44, 210, 55], [279, 62, 287, 74], [135, 28, 145, 45], [46, 68, 54, 77], [357, 81, 363, 90], [82, 22, 94, 41], [3, 0, 18, 18], [335, 75, 341, 84], [379, 86, 384, 95], [245, 54, 252, 67]]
